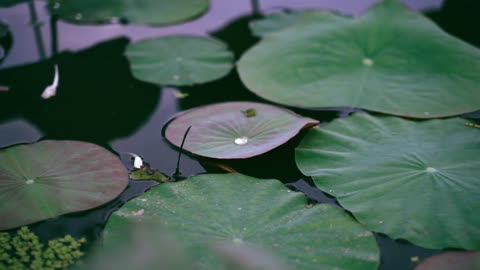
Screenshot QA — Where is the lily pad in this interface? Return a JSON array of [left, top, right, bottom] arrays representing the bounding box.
[[105, 173, 380, 270], [129, 166, 170, 183], [47, 0, 209, 25], [415, 251, 480, 270], [296, 113, 480, 249], [82, 218, 291, 270], [164, 102, 318, 159], [249, 10, 310, 37], [238, 0, 480, 118], [126, 36, 234, 86], [0, 140, 129, 230]]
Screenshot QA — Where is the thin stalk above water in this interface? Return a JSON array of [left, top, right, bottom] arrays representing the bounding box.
[[27, 0, 46, 59]]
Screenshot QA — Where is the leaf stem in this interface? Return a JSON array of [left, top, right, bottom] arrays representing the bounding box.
[[27, 0, 46, 59], [174, 126, 192, 178], [50, 15, 58, 56], [251, 0, 261, 15]]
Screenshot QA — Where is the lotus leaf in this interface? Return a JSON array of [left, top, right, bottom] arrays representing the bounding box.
[[47, 0, 209, 25], [296, 113, 480, 249], [126, 36, 234, 86], [86, 218, 290, 270], [238, 0, 480, 118], [415, 251, 480, 270], [249, 10, 311, 37], [0, 140, 129, 230], [105, 173, 380, 270], [164, 102, 318, 159]]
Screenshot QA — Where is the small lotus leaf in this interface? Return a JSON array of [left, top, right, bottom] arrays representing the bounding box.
[[415, 251, 480, 270], [0, 140, 129, 230], [126, 36, 234, 86], [164, 102, 318, 159], [238, 0, 480, 118], [296, 113, 480, 249], [105, 173, 380, 270], [129, 166, 170, 183], [47, 0, 209, 25]]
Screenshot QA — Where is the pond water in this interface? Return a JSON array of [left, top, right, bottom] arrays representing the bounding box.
[[0, 0, 478, 269]]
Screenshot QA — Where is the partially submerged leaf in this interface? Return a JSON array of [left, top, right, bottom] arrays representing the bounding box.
[[238, 0, 480, 118], [47, 0, 209, 26], [129, 166, 170, 183], [126, 35, 234, 86], [164, 102, 318, 159], [105, 173, 380, 270], [0, 140, 129, 230], [296, 113, 480, 249], [415, 251, 480, 270]]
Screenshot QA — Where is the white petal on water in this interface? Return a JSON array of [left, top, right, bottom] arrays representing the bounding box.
[[41, 64, 59, 100]]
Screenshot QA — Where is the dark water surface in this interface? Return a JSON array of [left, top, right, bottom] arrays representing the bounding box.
[[1, 0, 479, 269]]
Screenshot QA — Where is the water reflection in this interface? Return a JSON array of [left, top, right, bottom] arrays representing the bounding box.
[[0, 38, 160, 143]]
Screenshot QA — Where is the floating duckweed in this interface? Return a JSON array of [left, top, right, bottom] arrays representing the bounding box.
[[0, 227, 86, 270]]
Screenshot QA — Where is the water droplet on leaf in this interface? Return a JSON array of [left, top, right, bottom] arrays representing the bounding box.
[[362, 57, 374, 67], [234, 136, 248, 145]]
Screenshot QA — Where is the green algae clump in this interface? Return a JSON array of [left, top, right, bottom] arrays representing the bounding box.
[[0, 227, 86, 270]]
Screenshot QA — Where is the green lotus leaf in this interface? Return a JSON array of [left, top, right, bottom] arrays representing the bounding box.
[[126, 36, 234, 86], [104, 173, 380, 270], [249, 10, 311, 37], [296, 113, 480, 249], [47, 0, 209, 25], [129, 166, 170, 183], [415, 251, 480, 270], [0, 140, 129, 230], [81, 216, 292, 270], [164, 102, 318, 159], [238, 0, 480, 118], [76, 219, 195, 270]]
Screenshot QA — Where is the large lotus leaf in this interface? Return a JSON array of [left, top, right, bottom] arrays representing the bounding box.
[[0, 140, 129, 230], [415, 251, 480, 270], [238, 0, 480, 118], [47, 0, 209, 25], [164, 102, 318, 159], [105, 173, 380, 270], [82, 216, 291, 270], [126, 36, 234, 86], [296, 113, 480, 249], [249, 10, 313, 37]]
